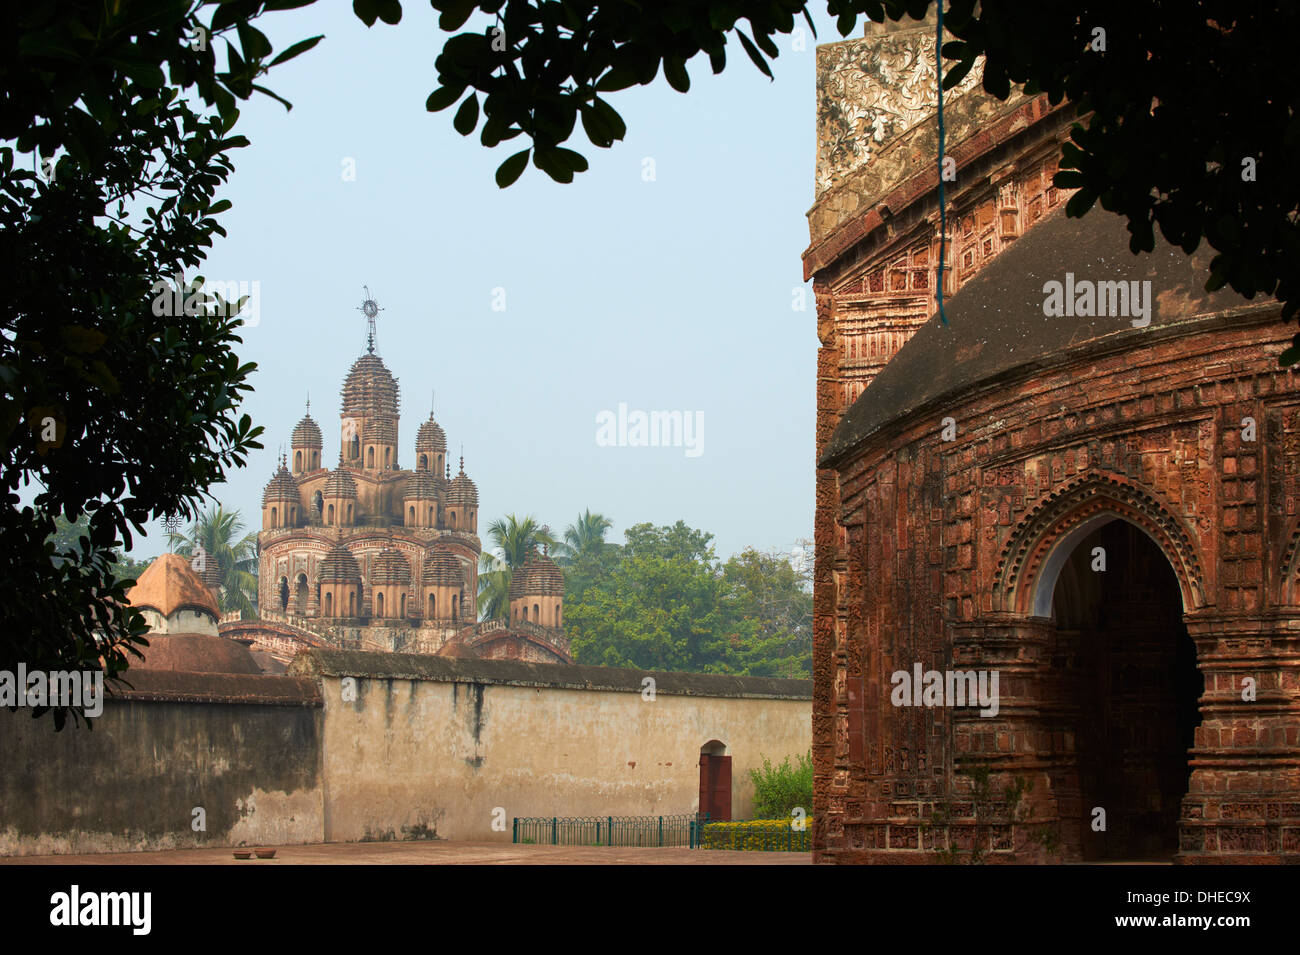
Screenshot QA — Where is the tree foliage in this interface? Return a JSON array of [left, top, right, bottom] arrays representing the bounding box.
[[749, 751, 815, 819], [565, 521, 812, 677], [552, 509, 618, 606], [396, 1, 1300, 346], [1, 1, 321, 726]]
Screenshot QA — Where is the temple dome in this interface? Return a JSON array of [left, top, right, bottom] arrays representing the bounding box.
[[403, 470, 440, 500], [341, 353, 399, 418], [291, 414, 322, 449], [128, 553, 220, 620], [318, 543, 362, 583], [371, 548, 412, 585], [262, 463, 298, 504], [509, 550, 565, 600], [416, 415, 447, 454], [422, 547, 464, 587], [448, 460, 478, 508], [323, 467, 358, 499]]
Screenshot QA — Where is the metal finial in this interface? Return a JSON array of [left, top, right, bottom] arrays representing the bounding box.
[[358, 285, 383, 354], [306, 392, 311, 417]]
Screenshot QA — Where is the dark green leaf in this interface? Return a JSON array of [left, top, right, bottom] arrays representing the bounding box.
[[453, 93, 479, 135], [495, 149, 530, 187], [269, 35, 325, 68]]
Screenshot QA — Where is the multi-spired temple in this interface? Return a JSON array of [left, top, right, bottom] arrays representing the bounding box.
[[225, 296, 573, 667], [805, 17, 1300, 863]]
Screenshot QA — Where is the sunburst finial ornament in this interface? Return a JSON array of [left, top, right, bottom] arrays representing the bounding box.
[[358, 286, 383, 353], [161, 513, 183, 536]]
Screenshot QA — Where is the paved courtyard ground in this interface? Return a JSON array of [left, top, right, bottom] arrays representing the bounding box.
[[3, 841, 809, 865]]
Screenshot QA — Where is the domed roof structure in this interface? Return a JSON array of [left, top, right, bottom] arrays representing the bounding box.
[[128, 553, 220, 620], [371, 548, 412, 585], [323, 466, 358, 499], [448, 457, 478, 507], [318, 543, 362, 583], [422, 547, 464, 587], [291, 413, 322, 449], [509, 549, 565, 600], [262, 462, 298, 504], [340, 353, 399, 418], [134, 633, 262, 675], [416, 414, 447, 454], [403, 470, 440, 500]]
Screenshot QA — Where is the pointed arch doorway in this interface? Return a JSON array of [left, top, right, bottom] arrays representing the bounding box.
[[1045, 518, 1203, 861]]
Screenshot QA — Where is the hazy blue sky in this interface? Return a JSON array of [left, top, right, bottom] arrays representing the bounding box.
[[134, 4, 848, 561]]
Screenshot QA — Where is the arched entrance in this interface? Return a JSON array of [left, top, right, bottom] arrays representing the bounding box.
[[294, 573, 309, 615], [1046, 518, 1203, 861]]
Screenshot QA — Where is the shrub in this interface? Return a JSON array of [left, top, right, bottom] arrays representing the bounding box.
[[748, 750, 813, 819], [700, 819, 812, 851]]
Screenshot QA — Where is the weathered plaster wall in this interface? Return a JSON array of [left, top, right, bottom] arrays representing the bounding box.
[[0, 671, 324, 856], [298, 652, 811, 842], [1, 654, 811, 854]]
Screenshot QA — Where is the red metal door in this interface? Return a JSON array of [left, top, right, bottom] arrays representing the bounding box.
[[698, 754, 732, 821]]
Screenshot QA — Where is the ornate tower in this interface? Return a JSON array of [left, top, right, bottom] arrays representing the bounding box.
[[415, 409, 447, 477], [322, 460, 357, 527], [509, 548, 564, 629], [446, 456, 479, 534], [340, 289, 400, 473], [291, 400, 323, 475], [422, 544, 466, 623], [261, 455, 299, 530]]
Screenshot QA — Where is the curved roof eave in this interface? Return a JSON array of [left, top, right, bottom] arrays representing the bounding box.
[[819, 204, 1279, 469]]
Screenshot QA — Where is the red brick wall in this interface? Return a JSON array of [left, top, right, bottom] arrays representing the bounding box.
[[817, 312, 1300, 862]]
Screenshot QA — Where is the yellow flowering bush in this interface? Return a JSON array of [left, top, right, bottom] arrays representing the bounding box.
[[700, 818, 813, 852]]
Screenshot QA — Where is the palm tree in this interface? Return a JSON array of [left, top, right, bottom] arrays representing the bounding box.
[[554, 510, 614, 566], [166, 505, 259, 618], [477, 515, 558, 620]]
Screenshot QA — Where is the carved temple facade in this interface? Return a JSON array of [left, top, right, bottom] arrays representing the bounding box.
[[805, 16, 1300, 863]]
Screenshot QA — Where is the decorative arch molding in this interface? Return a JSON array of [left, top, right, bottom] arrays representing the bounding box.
[[1279, 520, 1300, 606], [992, 473, 1208, 615]]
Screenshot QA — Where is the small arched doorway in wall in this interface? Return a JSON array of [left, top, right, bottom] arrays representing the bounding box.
[[1044, 518, 1203, 861], [278, 576, 289, 612], [294, 573, 309, 615], [699, 740, 732, 822]]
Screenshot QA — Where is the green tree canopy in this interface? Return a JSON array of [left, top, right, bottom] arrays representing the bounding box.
[[405, 1, 1300, 343], [565, 521, 812, 677], [553, 510, 620, 606], [2, 1, 322, 725]]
